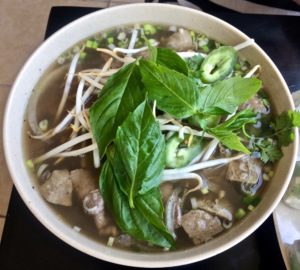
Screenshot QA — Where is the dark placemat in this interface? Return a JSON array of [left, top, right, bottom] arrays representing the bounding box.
[[1, 4, 300, 270]]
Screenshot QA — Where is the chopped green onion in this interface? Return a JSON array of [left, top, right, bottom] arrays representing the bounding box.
[[85, 40, 94, 48], [235, 63, 241, 70], [80, 51, 87, 60], [235, 208, 246, 219], [107, 37, 114, 45], [242, 194, 261, 207], [200, 188, 209, 194], [26, 159, 34, 170], [91, 41, 98, 49], [143, 24, 156, 35], [201, 45, 210, 53], [268, 170, 274, 178], [107, 236, 115, 247], [262, 173, 270, 181], [148, 39, 157, 46], [117, 39, 129, 48], [248, 205, 255, 211], [39, 119, 48, 132]]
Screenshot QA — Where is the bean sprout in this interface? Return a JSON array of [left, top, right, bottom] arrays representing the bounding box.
[[55, 52, 80, 121]]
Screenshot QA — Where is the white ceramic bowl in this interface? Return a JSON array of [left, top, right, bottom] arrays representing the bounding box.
[[3, 3, 298, 268]]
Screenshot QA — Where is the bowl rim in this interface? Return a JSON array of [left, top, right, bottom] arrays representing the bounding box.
[[3, 3, 298, 268]]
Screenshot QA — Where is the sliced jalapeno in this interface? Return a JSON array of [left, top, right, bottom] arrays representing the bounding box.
[[199, 46, 237, 83], [165, 135, 205, 168]]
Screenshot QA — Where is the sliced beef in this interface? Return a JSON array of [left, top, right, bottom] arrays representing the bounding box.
[[226, 156, 262, 184], [165, 29, 193, 51], [70, 169, 118, 237], [196, 199, 233, 221], [182, 209, 223, 245], [70, 169, 97, 200], [82, 189, 104, 215], [40, 170, 72, 206]]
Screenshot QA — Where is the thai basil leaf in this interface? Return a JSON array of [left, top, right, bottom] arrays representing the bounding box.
[[100, 159, 175, 249], [139, 60, 200, 118], [100, 160, 143, 238], [198, 77, 262, 115], [207, 110, 258, 154], [89, 61, 145, 157], [209, 129, 250, 154], [147, 46, 188, 75], [211, 109, 257, 131], [115, 101, 165, 207], [156, 48, 188, 75]]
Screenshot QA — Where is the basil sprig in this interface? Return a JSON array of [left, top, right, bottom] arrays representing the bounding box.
[[90, 47, 266, 248], [90, 62, 144, 157], [100, 102, 174, 248]]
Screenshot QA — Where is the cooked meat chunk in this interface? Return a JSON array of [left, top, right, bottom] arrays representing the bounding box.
[[116, 234, 156, 252], [83, 189, 104, 215], [226, 156, 262, 184], [71, 169, 119, 236], [94, 206, 119, 236], [83, 189, 119, 236], [182, 210, 223, 245], [165, 29, 193, 51], [40, 170, 72, 206], [196, 199, 233, 221], [70, 169, 97, 200], [239, 94, 269, 114]]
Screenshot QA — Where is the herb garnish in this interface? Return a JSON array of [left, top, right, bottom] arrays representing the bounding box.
[[89, 45, 300, 248]]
